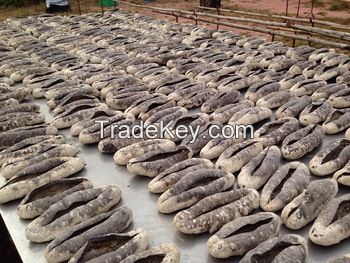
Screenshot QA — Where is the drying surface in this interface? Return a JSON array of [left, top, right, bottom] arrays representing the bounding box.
[[0, 98, 349, 263]]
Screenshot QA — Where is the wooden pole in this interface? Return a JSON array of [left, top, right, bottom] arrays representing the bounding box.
[[172, 11, 179, 23], [119, 2, 350, 35], [77, 0, 81, 15], [310, 0, 316, 19], [118, 1, 350, 48], [101, 0, 104, 14], [293, 0, 302, 47], [296, 0, 301, 17], [289, 23, 350, 41]]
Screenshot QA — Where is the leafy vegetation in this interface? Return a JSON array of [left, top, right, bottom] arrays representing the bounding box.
[[328, 1, 350, 11], [0, 0, 44, 8]]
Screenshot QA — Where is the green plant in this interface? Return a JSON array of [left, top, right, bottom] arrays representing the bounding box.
[[313, 0, 325, 7], [329, 1, 350, 11]]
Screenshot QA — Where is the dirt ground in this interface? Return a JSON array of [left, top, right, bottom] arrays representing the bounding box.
[[0, 215, 21, 263]]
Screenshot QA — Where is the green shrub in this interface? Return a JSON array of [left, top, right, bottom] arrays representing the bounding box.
[[314, 0, 325, 7], [329, 1, 350, 11], [0, 0, 27, 7]]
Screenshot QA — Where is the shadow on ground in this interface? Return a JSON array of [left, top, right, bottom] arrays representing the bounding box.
[[0, 215, 22, 263]]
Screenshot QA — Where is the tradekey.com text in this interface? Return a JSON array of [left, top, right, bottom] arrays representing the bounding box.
[[96, 120, 254, 144]]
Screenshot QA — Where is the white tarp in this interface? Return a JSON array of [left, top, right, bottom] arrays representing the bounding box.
[[46, 0, 68, 8]]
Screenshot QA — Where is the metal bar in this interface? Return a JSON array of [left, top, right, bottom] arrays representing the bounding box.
[[310, 0, 315, 19], [296, 0, 301, 17], [285, 0, 289, 17], [293, 0, 301, 47], [216, 7, 220, 30]]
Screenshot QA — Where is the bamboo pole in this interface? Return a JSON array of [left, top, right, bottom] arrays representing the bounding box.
[[289, 24, 350, 41], [154, 10, 350, 50], [267, 26, 305, 34], [118, 1, 184, 12], [296, 0, 301, 17], [101, 0, 104, 14], [196, 5, 349, 30], [309, 0, 316, 19]]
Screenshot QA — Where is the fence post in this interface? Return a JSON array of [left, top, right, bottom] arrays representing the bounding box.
[[310, 0, 315, 19], [296, 0, 301, 17], [292, 0, 301, 47], [309, 17, 315, 46], [193, 10, 198, 25], [172, 11, 179, 23], [216, 7, 220, 30], [308, 0, 316, 48], [77, 0, 81, 15]]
